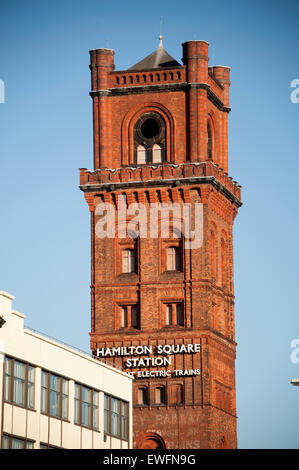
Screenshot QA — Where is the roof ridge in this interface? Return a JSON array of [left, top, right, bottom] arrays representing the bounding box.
[[128, 39, 181, 71]]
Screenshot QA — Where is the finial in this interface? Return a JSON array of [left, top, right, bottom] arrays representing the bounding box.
[[159, 17, 163, 46]]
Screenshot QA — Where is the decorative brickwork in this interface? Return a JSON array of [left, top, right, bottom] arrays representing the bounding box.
[[80, 39, 242, 449]]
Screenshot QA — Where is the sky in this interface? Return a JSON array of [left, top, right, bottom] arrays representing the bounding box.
[[0, 0, 298, 449]]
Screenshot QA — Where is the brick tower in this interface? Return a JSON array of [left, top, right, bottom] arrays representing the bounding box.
[[79, 37, 242, 449]]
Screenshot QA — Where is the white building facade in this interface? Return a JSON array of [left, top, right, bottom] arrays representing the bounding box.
[[0, 291, 133, 449]]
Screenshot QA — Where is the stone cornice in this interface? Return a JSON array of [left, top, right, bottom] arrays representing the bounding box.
[[79, 175, 242, 208], [89, 82, 229, 112]]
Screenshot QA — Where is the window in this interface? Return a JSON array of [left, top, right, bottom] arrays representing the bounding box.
[[169, 384, 183, 404], [211, 230, 217, 280], [116, 237, 138, 277], [207, 120, 212, 159], [155, 387, 165, 404], [2, 434, 34, 449], [152, 143, 162, 163], [40, 443, 60, 449], [74, 383, 98, 429], [167, 246, 180, 271], [119, 305, 139, 329], [121, 306, 128, 328], [104, 394, 129, 440], [221, 237, 228, 287], [165, 303, 183, 326], [137, 144, 147, 164], [41, 371, 68, 419], [131, 306, 139, 328], [161, 237, 183, 274], [134, 113, 166, 164], [122, 249, 135, 273], [137, 387, 148, 405], [4, 357, 35, 409]]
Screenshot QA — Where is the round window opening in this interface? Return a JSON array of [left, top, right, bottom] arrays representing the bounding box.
[[140, 118, 160, 139]]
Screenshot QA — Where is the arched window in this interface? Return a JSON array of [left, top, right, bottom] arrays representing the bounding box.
[[122, 249, 135, 273], [211, 230, 217, 280], [134, 113, 166, 164], [152, 143, 162, 163], [137, 144, 147, 164], [207, 120, 212, 159]]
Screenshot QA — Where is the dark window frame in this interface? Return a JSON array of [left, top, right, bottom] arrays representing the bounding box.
[[39, 442, 61, 449], [134, 112, 166, 165], [41, 370, 68, 420], [164, 302, 184, 327], [74, 382, 98, 430], [4, 356, 35, 410], [104, 394, 129, 441], [137, 386, 148, 406], [118, 303, 140, 330], [2, 433, 35, 449], [155, 386, 166, 405]]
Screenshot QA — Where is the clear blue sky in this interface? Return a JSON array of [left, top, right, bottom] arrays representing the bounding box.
[[0, 0, 298, 449]]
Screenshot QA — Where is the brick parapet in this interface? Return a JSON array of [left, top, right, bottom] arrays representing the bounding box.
[[79, 162, 241, 201]]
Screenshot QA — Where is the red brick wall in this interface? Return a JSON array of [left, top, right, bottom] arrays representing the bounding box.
[[82, 40, 241, 449]]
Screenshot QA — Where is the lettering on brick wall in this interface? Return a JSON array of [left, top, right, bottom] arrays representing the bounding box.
[[96, 342, 201, 378]]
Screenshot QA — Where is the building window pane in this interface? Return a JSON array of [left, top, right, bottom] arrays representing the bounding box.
[[4, 357, 35, 409], [2, 435, 9, 449], [27, 366, 35, 409], [152, 143, 162, 163], [166, 305, 172, 325], [138, 387, 147, 405], [121, 306, 128, 328], [104, 395, 129, 441], [13, 361, 25, 406], [74, 400, 80, 424], [104, 395, 109, 433], [2, 434, 34, 449], [121, 402, 128, 440], [93, 391, 98, 428], [137, 144, 147, 164], [167, 247, 179, 271], [155, 387, 165, 404], [207, 121, 212, 159], [131, 307, 138, 328], [176, 304, 183, 326], [41, 371, 48, 413], [41, 371, 68, 420], [62, 379, 68, 419], [123, 249, 135, 273], [75, 383, 97, 429], [12, 437, 24, 449], [111, 398, 120, 436], [165, 303, 183, 326], [4, 357, 12, 402], [49, 374, 60, 417]]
